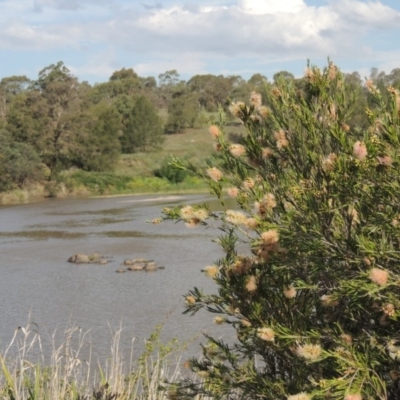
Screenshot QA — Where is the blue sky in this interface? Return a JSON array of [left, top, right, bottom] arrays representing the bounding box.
[[1, 0, 400, 84]]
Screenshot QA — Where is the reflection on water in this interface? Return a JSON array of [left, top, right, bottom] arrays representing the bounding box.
[[0, 194, 230, 364]]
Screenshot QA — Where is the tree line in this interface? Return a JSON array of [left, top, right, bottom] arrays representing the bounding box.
[[1, 60, 400, 192]]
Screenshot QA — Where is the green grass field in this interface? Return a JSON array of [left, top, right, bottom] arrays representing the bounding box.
[[117, 123, 244, 178]]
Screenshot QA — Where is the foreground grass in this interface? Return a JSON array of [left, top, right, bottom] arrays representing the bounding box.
[[0, 322, 206, 400]]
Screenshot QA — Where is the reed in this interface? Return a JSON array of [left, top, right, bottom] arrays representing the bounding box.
[[0, 321, 206, 400]]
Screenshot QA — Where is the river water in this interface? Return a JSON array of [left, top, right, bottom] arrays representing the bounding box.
[[0, 194, 230, 365]]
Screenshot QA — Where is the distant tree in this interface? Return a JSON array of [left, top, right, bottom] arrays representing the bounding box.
[[165, 92, 199, 133], [388, 68, 400, 88], [7, 62, 82, 177], [76, 102, 122, 171], [0, 131, 43, 190], [0, 75, 31, 120], [188, 74, 232, 111], [5, 62, 107, 178], [109, 68, 139, 82], [273, 70, 295, 83], [248, 73, 268, 87], [158, 70, 180, 87], [119, 95, 164, 153]]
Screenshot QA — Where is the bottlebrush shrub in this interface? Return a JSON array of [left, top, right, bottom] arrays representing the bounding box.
[[161, 62, 400, 400]]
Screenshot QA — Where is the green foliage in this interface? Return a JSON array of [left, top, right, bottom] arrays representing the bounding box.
[[119, 95, 165, 153], [77, 102, 122, 171], [68, 171, 133, 194], [153, 157, 190, 183], [163, 62, 400, 400], [165, 92, 200, 133], [7, 63, 82, 177], [0, 131, 43, 190]]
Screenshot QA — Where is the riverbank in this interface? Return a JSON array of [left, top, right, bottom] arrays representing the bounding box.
[[0, 175, 210, 206]]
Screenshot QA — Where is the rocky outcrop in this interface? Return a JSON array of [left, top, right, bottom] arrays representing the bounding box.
[[67, 254, 165, 271], [68, 253, 111, 264], [123, 259, 164, 271]]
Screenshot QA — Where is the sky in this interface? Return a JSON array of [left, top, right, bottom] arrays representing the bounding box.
[[1, 0, 400, 84]]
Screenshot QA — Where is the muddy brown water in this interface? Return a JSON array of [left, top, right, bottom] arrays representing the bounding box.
[[0, 194, 231, 365]]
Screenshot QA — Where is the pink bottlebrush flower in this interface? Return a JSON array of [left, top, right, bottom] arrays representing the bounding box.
[[229, 144, 246, 157], [353, 141, 368, 161], [227, 187, 239, 198], [209, 125, 221, 138], [245, 275, 257, 292], [369, 267, 389, 286], [206, 167, 223, 182], [249, 91, 262, 108], [257, 327, 275, 342], [261, 229, 279, 245]]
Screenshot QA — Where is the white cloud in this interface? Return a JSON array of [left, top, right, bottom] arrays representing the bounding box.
[[238, 0, 306, 15], [68, 48, 119, 79], [0, 0, 400, 80]]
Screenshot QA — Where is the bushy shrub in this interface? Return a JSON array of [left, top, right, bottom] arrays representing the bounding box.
[[69, 171, 133, 194], [161, 62, 400, 399], [0, 132, 44, 190], [154, 157, 190, 183]]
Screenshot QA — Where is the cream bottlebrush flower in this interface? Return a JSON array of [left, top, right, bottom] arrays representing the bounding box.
[[255, 193, 277, 217], [340, 334, 353, 345], [283, 285, 297, 299], [271, 87, 282, 97], [329, 102, 337, 120], [296, 343, 322, 360], [209, 125, 221, 138], [344, 394, 362, 400], [180, 205, 195, 221], [369, 267, 389, 286], [320, 294, 339, 307], [274, 128, 289, 149], [193, 208, 208, 222], [241, 319, 252, 327], [245, 275, 257, 292], [258, 105, 270, 119], [185, 296, 196, 305], [341, 122, 350, 132], [387, 340, 400, 360], [304, 67, 315, 82], [225, 210, 248, 226], [227, 187, 239, 198], [322, 153, 337, 172], [328, 62, 337, 80], [229, 101, 246, 118], [287, 393, 312, 400], [202, 265, 219, 278], [383, 303, 395, 317], [377, 155, 392, 166], [261, 147, 273, 159], [214, 316, 225, 325], [257, 327, 275, 342], [229, 144, 246, 157], [206, 167, 223, 182], [245, 217, 258, 230], [197, 370, 209, 378], [365, 79, 376, 91], [353, 141, 368, 161], [230, 256, 253, 275], [249, 91, 262, 108], [261, 229, 279, 245], [242, 177, 255, 190]]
